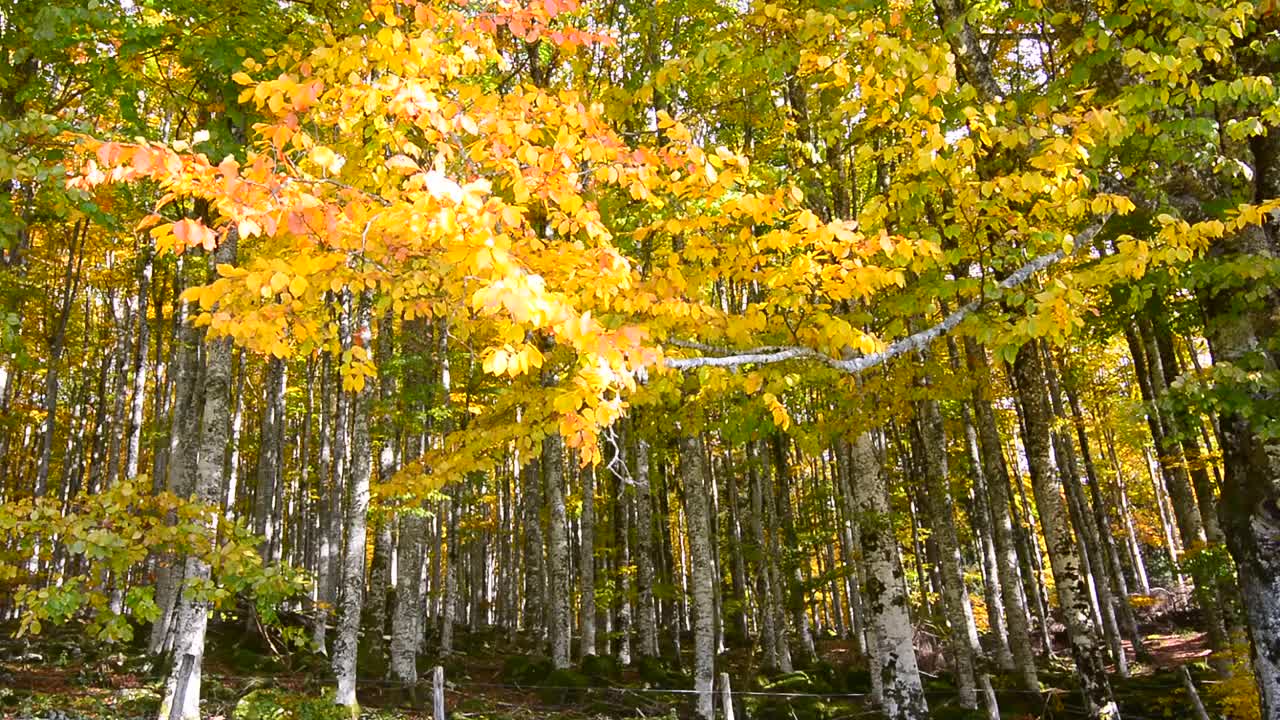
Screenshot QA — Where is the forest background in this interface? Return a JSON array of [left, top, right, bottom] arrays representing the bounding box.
[[1, 0, 1280, 719]]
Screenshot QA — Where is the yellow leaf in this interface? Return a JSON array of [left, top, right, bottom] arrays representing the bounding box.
[[269, 272, 290, 294]]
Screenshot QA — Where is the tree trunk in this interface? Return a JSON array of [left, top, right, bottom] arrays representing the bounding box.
[[253, 358, 287, 563], [157, 231, 235, 720], [678, 433, 716, 720], [770, 434, 817, 665], [521, 457, 546, 640], [634, 437, 659, 658], [124, 248, 152, 480], [848, 431, 928, 720], [579, 462, 597, 658], [1199, 128, 1280, 713], [545, 433, 572, 668], [916, 397, 981, 709], [1013, 342, 1117, 719], [149, 272, 202, 657], [748, 442, 780, 670], [332, 296, 374, 712]]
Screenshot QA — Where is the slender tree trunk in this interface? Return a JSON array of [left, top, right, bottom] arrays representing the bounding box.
[[157, 231, 235, 720], [312, 353, 336, 652], [125, 248, 152, 480], [748, 442, 780, 669], [545, 433, 572, 668], [149, 273, 202, 657], [759, 441, 793, 672], [332, 296, 374, 713], [579, 463, 597, 658], [849, 431, 928, 720], [964, 407, 1013, 669], [253, 358, 286, 562], [679, 433, 716, 720], [916, 397, 981, 709], [1013, 343, 1117, 719], [771, 434, 817, 665], [633, 437, 659, 658], [521, 457, 546, 640]]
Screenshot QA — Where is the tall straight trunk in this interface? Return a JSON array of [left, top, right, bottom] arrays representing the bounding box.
[[832, 439, 867, 658], [722, 448, 751, 645], [678, 433, 715, 720], [149, 277, 202, 657], [253, 358, 286, 562], [1200, 129, 1280, 714], [1042, 352, 1125, 675], [157, 231, 235, 720], [748, 443, 780, 669], [633, 437, 659, 658], [1152, 323, 1225, 543], [545, 433, 572, 668], [1060, 357, 1148, 661], [366, 311, 398, 663], [332, 296, 374, 712], [770, 434, 818, 665], [440, 482, 461, 654], [521, 458, 546, 639], [35, 220, 86, 498], [224, 352, 245, 520], [848, 431, 928, 720], [915, 397, 980, 709], [390, 481, 427, 684], [312, 353, 336, 652], [125, 248, 152, 480], [1013, 342, 1117, 719], [367, 496, 393, 662], [656, 461, 682, 664], [579, 463, 597, 658], [616, 466, 633, 664], [104, 292, 132, 486], [962, 406, 1014, 670], [759, 441, 793, 672]]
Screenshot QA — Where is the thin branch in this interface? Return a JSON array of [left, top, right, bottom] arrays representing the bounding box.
[[663, 215, 1109, 375]]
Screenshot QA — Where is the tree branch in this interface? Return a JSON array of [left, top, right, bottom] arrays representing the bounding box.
[[662, 215, 1109, 375]]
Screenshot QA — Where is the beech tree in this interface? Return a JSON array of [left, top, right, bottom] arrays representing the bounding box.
[[2, 0, 1279, 719]]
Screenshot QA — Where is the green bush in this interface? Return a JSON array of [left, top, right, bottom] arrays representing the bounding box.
[[500, 654, 554, 685], [537, 668, 592, 704], [580, 653, 621, 685], [232, 689, 351, 720]]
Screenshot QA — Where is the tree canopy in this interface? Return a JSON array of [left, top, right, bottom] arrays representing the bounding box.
[[2, 0, 1279, 718]]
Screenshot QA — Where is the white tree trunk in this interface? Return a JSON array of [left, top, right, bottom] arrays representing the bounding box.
[[848, 431, 928, 720], [579, 463, 597, 658], [390, 511, 427, 683], [332, 297, 374, 713], [679, 434, 715, 720], [1013, 343, 1117, 719], [156, 231, 235, 720], [633, 438, 659, 658], [545, 433, 573, 668], [917, 397, 980, 709]]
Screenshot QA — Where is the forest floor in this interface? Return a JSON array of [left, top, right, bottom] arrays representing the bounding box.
[[0, 616, 1231, 720]]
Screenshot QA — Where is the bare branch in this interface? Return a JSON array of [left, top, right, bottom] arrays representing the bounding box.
[[662, 215, 1109, 375]]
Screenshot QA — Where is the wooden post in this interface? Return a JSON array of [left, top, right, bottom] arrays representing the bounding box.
[[719, 672, 735, 720], [433, 665, 446, 720]]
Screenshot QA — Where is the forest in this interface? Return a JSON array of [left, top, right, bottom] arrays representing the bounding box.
[[1, 0, 1278, 719]]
